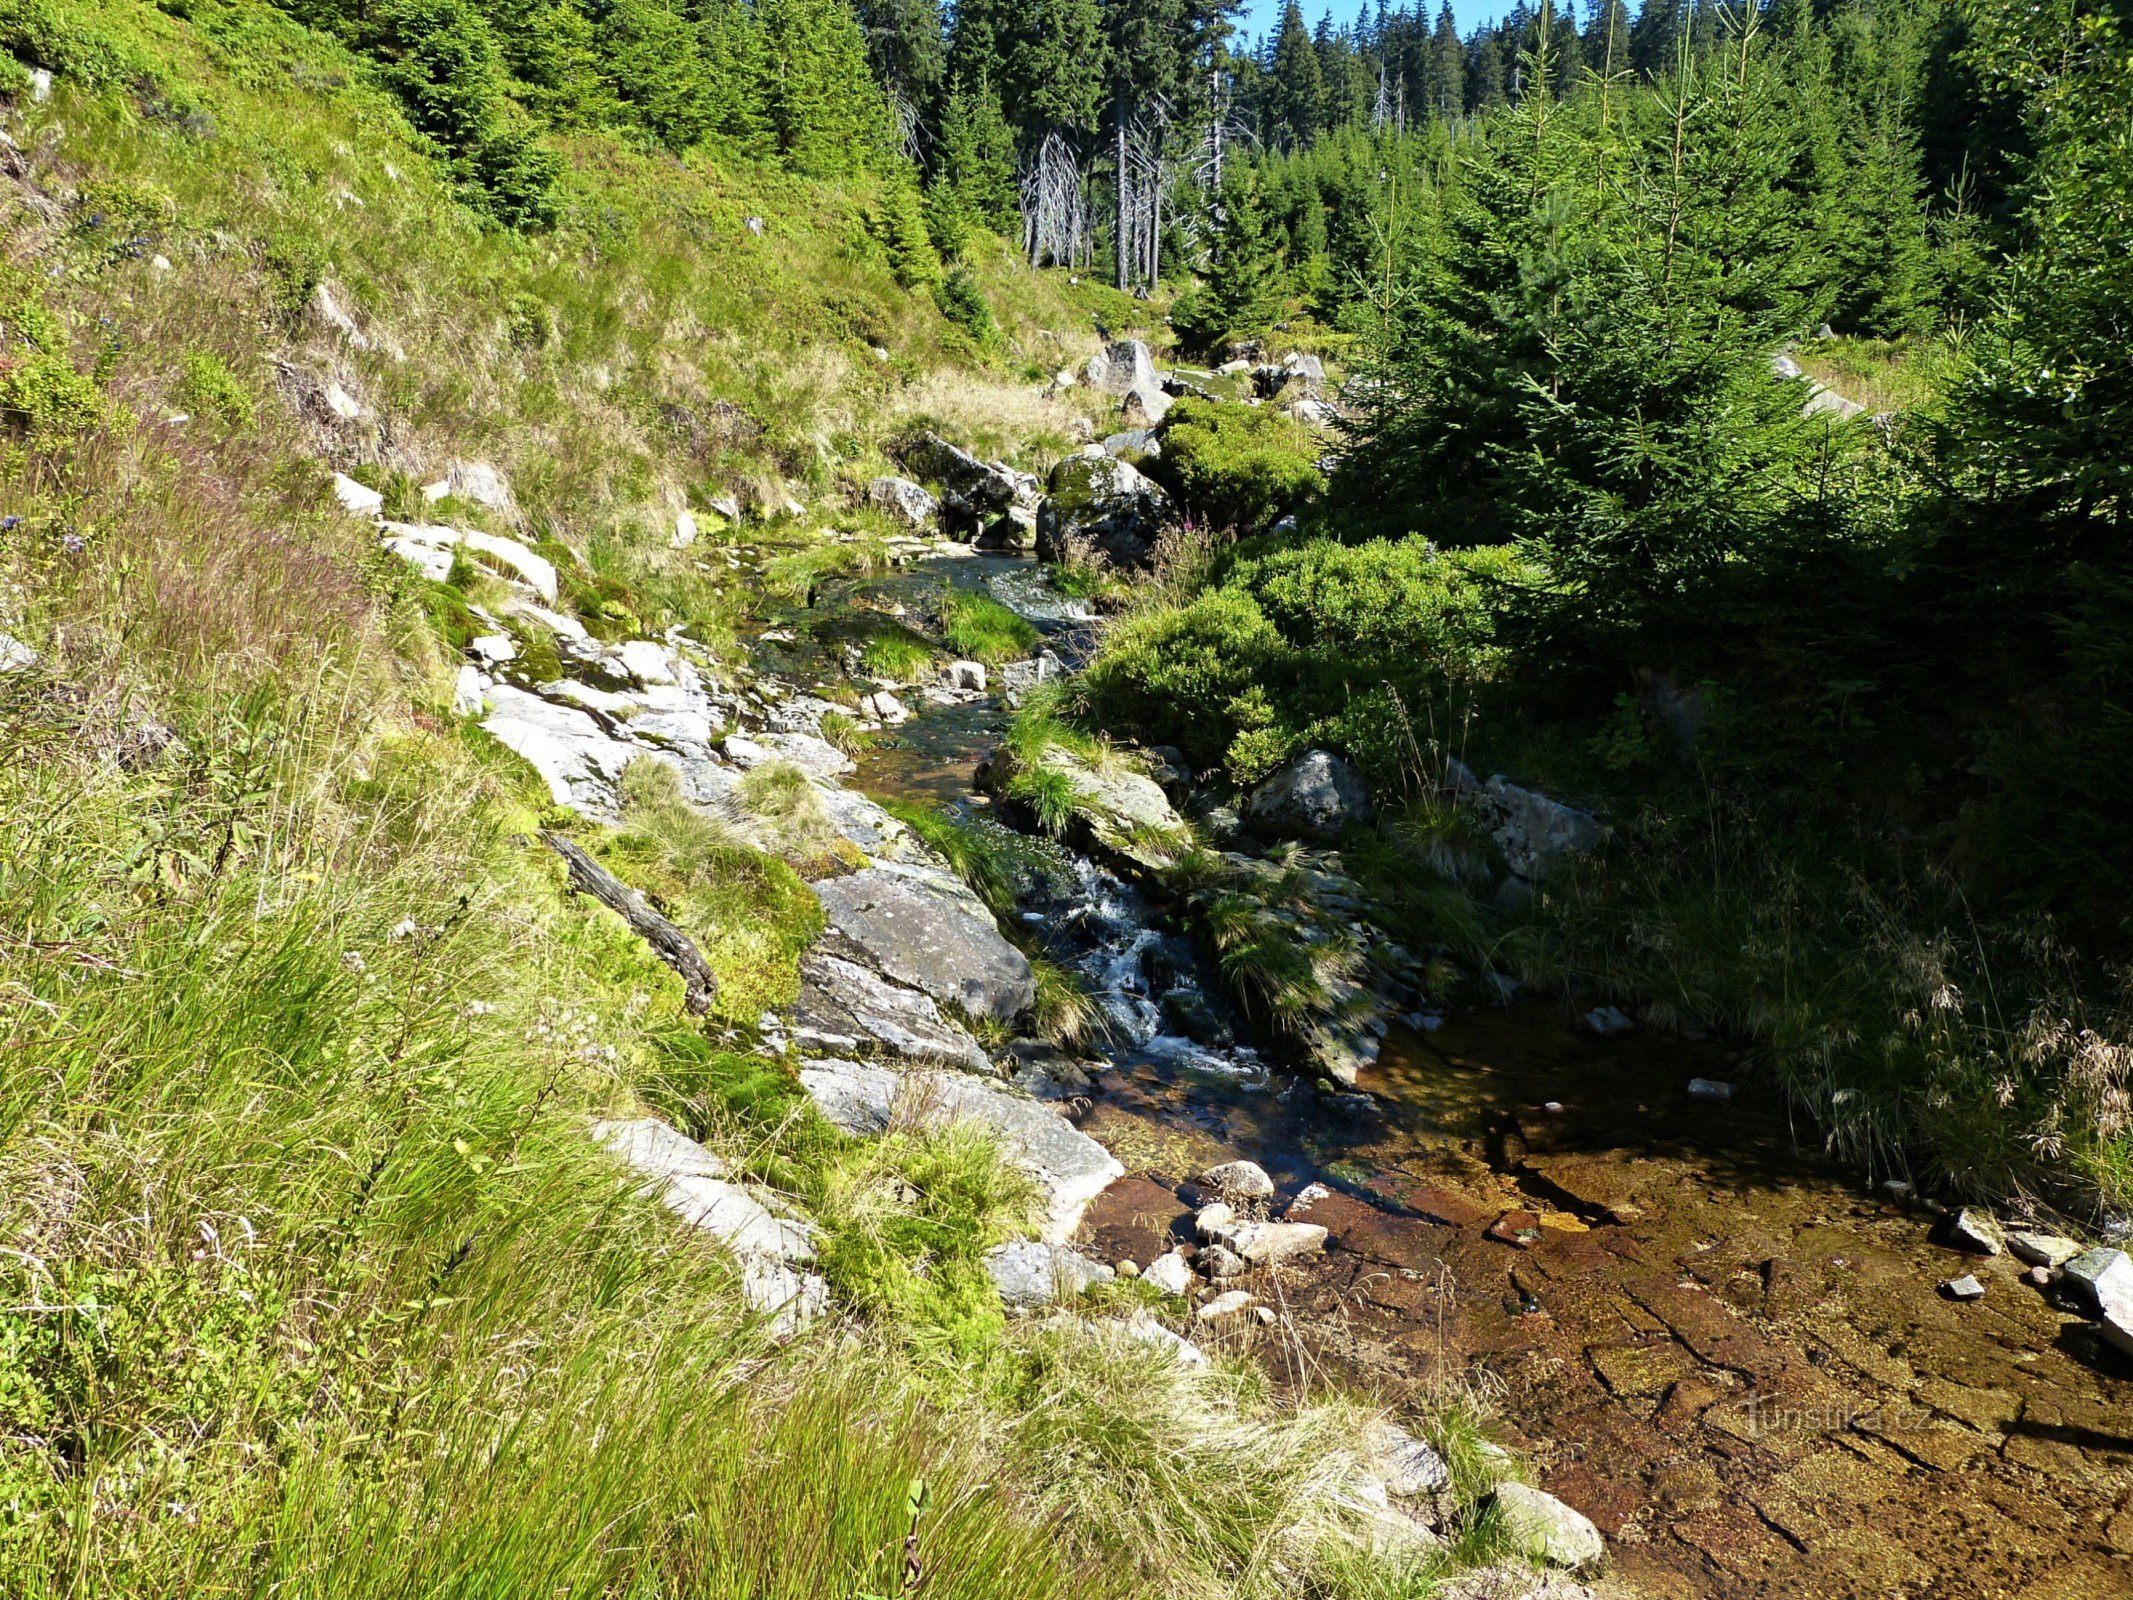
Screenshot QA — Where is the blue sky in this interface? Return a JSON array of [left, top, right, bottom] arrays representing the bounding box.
[[1229, 0, 1507, 50]]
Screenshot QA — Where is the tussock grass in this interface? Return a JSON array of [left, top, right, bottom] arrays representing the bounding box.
[[940, 585, 1041, 663]]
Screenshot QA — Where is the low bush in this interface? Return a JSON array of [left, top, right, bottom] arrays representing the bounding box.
[[1150, 396, 1324, 534]]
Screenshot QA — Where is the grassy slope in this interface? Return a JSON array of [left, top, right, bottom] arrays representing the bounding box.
[[0, 4, 1503, 1595]]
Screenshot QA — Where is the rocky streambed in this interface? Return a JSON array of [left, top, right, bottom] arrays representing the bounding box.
[[371, 481, 2133, 1599]]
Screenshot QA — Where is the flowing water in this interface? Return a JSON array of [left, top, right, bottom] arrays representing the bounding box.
[[792, 552, 2133, 1599]]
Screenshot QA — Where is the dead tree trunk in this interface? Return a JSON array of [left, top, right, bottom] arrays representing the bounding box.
[[542, 832, 717, 1015]]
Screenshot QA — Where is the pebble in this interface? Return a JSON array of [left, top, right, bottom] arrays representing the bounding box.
[[1584, 1005, 1634, 1036], [2027, 1265, 2052, 1287], [1141, 1250, 1195, 1298], [1115, 1258, 1140, 1278], [1542, 1101, 1565, 1115], [1941, 1275, 1986, 1301], [1202, 1244, 1248, 1280], [1194, 1202, 1236, 1242]]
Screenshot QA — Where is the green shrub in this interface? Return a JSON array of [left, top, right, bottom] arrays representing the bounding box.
[[0, 351, 105, 445], [934, 266, 996, 348], [0, 0, 163, 88], [1152, 397, 1324, 533], [179, 350, 254, 425], [1078, 588, 1287, 775]]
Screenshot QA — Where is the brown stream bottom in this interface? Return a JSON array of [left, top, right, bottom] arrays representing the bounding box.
[[1074, 1004, 2133, 1599]]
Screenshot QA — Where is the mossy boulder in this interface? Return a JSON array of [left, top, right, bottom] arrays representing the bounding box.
[[1035, 452, 1173, 572]]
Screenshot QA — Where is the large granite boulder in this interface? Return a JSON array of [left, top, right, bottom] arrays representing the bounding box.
[[1035, 453, 1173, 571], [897, 433, 1033, 537], [812, 864, 1035, 1022], [1246, 749, 1373, 841], [867, 475, 939, 530], [798, 1058, 1124, 1241]]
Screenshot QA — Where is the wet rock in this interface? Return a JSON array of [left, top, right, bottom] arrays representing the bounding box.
[[1224, 1220, 1328, 1266], [814, 865, 1036, 1022], [1686, 1078, 1735, 1103], [2007, 1231, 2082, 1268], [1488, 1210, 1543, 1247], [1142, 1249, 1196, 1297], [1160, 987, 1233, 1048], [984, 1240, 1115, 1307], [859, 689, 909, 725], [789, 951, 992, 1074], [1584, 1005, 1634, 1037], [986, 743, 1185, 871], [867, 475, 939, 530], [1035, 453, 1173, 571], [1197, 1288, 1256, 1321], [1199, 1159, 1276, 1202], [724, 731, 852, 779], [1941, 1274, 1986, 1301], [796, 1057, 1122, 1242], [1948, 1207, 2004, 1256], [1491, 1483, 1605, 1570], [1119, 1308, 1210, 1369], [1245, 749, 1373, 841]]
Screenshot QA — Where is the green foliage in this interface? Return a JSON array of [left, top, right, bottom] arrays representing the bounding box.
[[1151, 397, 1324, 533], [178, 349, 255, 425], [933, 265, 996, 347], [938, 585, 1036, 662], [871, 175, 944, 290], [0, 350, 106, 446], [607, 758, 826, 1020]]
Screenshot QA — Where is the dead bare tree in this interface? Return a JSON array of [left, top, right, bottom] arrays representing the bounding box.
[[1021, 133, 1090, 269]]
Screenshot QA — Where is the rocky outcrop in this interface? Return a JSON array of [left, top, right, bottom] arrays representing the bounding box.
[[789, 951, 992, 1074], [1246, 749, 1373, 841], [867, 475, 939, 530], [897, 432, 1038, 538], [797, 1057, 1124, 1242], [983, 1239, 1116, 1307], [592, 1117, 826, 1337], [1447, 761, 1604, 879], [813, 864, 1035, 1022], [1035, 452, 1173, 571], [1083, 339, 1171, 423]]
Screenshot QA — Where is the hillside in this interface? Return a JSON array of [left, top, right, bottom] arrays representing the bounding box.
[[7, 0, 2133, 1597]]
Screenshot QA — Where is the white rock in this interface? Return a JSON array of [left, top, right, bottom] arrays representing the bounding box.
[[322, 381, 363, 420], [985, 1240, 1114, 1307], [1199, 1159, 1275, 1200], [617, 639, 678, 686], [1949, 1207, 2004, 1256], [480, 681, 641, 813], [1942, 1274, 1985, 1301], [796, 1059, 1122, 1243], [671, 511, 698, 548], [2007, 1231, 2082, 1268], [1584, 1005, 1634, 1037], [1686, 1078, 1735, 1102], [331, 472, 384, 517], [309, 281, 369, 349], [1197, 1289, 1256, 1322], [459, 529, 557, 603], [1202, 1244, 1247, 1279], [1225, 1221, 1327, 1266], [1492, 1482, 1605, 1570], [1195, 1202, 1237, 1243], [450, 664, 487, 717], [1119, 1309, 1210, 1369], [2063, 1247, 2133, 1312], [150, 254, 171, 272], [710, 493, 742, 522], [468, 633, 517, 666], [384, 537, 454, 582], [0, 631, 37, 673], [860, 689, 909, 725], [945, 659, 987, 692], [29, 67, 52, 101], [1142, 1250, 1196, 1298]]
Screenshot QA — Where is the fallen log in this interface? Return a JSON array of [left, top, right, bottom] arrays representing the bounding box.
[[541, 831, 717, 1014]]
